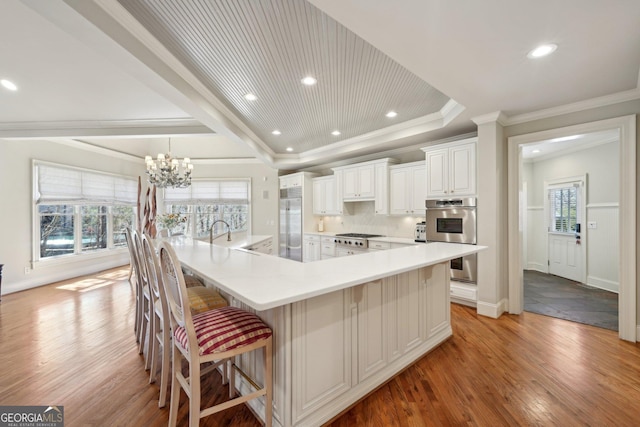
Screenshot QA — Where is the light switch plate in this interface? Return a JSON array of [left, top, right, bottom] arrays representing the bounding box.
[[587, 221, 597, 229]]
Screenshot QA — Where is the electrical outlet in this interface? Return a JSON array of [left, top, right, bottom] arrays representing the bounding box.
[[587, 221, 597, 229], [24, 266, 30, 275]]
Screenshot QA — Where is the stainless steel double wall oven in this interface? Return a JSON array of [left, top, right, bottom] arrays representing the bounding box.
[[425, 197, 477, 283]]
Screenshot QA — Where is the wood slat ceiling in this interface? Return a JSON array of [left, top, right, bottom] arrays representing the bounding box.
[[117, 0, 451, 154]]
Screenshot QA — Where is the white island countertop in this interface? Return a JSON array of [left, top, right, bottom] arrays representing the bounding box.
[[165, 236, 486, 311]]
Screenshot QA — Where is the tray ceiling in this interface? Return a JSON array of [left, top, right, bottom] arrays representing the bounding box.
[[116, 0, 453, 155]]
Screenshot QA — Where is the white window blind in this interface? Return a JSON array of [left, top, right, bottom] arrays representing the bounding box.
[[36, 163, 138, 205], [164, 180, 249, 205]]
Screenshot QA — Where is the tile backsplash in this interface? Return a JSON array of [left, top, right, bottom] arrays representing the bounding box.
[[313, 201, 424, 238]]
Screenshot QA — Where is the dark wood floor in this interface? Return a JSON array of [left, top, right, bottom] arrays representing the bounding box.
[[1, 267, 640, 426]]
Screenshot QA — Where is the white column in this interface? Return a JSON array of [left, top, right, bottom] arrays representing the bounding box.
[[473, 112, 509, 318]]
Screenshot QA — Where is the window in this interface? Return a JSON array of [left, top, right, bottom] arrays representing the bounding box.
[[34, 162, 137, 260], [164, 180, 250, 238], [549, 186, 578, 233]]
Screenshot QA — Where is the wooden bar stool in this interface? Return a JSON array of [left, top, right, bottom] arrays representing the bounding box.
[[142, 234, 230, 408], [158, 241, 273, 427]]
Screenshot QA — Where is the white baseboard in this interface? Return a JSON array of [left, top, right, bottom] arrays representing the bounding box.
[[525, 263, 547, 273], [2, 258, 129, 296], [586, 275, 619, 293], [477, 298, 508, 318]]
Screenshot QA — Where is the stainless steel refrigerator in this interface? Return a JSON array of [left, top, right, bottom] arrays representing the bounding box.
[[279, 187, 303, 261]]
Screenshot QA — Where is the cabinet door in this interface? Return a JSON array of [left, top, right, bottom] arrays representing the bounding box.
[[449, 143, 476, 196], [425, 148, 449, 198], [342, 168, 359, 199], [313, 179, 324, 215], [422, 263, 450, 338], [374, 163, 388, 215], [389, 168, 410, 215], [324, 177, 337, 214], [292, 290, 352, 423], [410, 166, 426, 213], [357, 165, 375, 198], [357, 281, 387, 381]]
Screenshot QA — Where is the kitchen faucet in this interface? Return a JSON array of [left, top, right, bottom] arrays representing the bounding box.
[[209, 219, 232, 243]]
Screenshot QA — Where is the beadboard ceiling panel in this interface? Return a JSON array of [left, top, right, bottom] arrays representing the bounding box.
[[117, 0, 451, 154]]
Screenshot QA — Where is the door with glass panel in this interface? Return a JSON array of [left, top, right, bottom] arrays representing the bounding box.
[[546, 179, 585, 283]]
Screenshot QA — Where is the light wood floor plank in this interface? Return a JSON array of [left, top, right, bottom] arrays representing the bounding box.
[[1, 267, 639, 426]]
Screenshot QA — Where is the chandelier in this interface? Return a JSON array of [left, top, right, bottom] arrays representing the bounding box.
[[144, 139, 193, 188]]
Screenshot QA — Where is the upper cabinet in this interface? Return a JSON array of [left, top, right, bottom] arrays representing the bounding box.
[[280, 173, 304, 189], [422, 138, 476, 199], [312, 176, 341, 215], [389, 161, 426, 215], [342, 164, 375, 200], [332, 159, 397, 215]]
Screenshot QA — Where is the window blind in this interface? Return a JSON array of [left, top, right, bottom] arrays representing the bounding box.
[[164, 180, 249, 205], [36, 163, 138, 205]]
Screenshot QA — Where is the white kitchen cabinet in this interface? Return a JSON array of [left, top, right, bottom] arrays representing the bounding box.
[[374, 162, 389, 214], [367, 241, 391, 251], [320, 236, 336, 259], [292, 289, 353, 424], [312, 176, 340, 215], [389, 161, 426, 215], [422, 138, 476, 198], [279, 173, 303, 189], [342, 164, 375, 199], [303, 234, 321, 262], [357, 280, 387, 381], [332, 158, 397, 214]]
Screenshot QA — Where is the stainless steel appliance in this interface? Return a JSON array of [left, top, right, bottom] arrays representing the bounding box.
[[425, 198, 477, 283], [415, 222, 426, 242], [279, 187, 303, 261], [334, 233, 383, 256]]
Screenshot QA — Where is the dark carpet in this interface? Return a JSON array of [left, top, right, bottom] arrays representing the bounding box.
[[523, 270, 619, 331]]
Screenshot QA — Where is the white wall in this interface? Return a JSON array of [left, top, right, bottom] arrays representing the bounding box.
[[0, 140, 279, 295], [524, 141, 620, 292]]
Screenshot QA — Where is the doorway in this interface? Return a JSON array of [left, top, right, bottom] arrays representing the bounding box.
[[508, 115, 636, 341]]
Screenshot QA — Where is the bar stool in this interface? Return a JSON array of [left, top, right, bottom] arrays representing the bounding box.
[[158, 241, 273, 427]]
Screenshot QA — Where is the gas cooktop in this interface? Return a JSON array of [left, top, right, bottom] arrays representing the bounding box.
[[335, 233, 384, 238]]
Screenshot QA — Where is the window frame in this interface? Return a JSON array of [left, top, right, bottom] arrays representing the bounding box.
[[32, 160, 138, 267], [162, 178, 252, 239]]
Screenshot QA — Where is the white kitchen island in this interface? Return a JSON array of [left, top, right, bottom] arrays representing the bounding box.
[[165, 236, 485, 427]]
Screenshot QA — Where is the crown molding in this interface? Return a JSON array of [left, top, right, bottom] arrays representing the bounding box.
[[472, 111, 508, 126], [0, 118, 211, 139], [504, 88, 640, 126]]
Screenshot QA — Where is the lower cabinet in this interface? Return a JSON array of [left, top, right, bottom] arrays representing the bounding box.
[[303, 234, 321, 262], [292, 289, 353, 424], [291, 264, 450, 425]]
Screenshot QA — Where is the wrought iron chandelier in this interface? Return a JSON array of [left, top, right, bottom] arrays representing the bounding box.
[[144, 138, 193, 188]]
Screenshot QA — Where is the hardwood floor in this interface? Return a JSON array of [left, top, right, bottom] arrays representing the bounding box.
[[1, 267, 640, 426]]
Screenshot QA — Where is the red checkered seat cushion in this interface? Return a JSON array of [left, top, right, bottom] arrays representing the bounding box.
[[173, 306, 272, 356]]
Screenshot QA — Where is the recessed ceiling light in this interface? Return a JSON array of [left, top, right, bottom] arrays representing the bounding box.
[[286, 147, 293, 152], [527, 44, 557, 59], [385, 111, 398, 118], [301, 76, 317, 86], [550, 135, 580, 143], [272, 130, 281, 135], [532, 149, 541, 154], [1, 79, 18, 91], [244, 93, 257, 101], [331, 130, 341, 136]]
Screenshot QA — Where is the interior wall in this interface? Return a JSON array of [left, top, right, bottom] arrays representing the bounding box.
[[0, 140, 279, 296], [0, 139, 144, 295], [504, 98, 639, 326], [524, 141, 620, 291]]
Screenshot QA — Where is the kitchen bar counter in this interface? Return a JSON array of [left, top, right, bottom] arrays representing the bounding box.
[[163, 235, 485, 427], [165, 236, 484, 311]]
